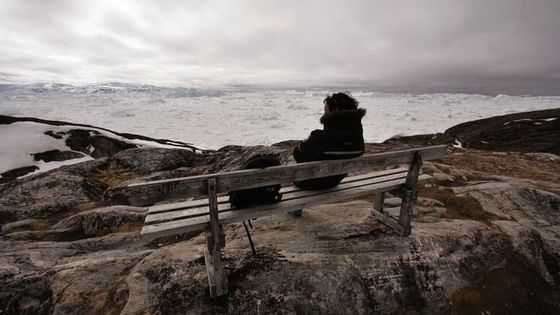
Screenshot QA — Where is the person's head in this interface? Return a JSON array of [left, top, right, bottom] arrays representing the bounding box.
[[323, 92, 359, 113]]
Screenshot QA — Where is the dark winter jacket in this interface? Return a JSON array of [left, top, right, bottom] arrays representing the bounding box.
[[293, 108, 366, 190]]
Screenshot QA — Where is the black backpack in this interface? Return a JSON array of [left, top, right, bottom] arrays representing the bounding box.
[[228, 154, 283, 209]]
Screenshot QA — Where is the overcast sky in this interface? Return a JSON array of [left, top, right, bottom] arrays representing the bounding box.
[[1, 0, 559, 94]]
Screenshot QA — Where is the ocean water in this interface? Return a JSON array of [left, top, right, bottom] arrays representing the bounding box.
[[1, 83, 559, 150]]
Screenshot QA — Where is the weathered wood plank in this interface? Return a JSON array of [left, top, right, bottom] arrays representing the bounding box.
[[207, 178, 221, 249], [373, 192, 385, 213], [140, 174, 432, 239], [204, 228, 227, 297], [144, 171, 410, 225], [128, 146, 446, 206], [149, 196, 230, 214], [207, 178, 224, 250], [144, 169, 409, 223], [203, 232, 216, 293], [397, 189, 413, 236], [371, 209, 404, 236], [398, 152, 422, 236], [147, 167, 409, 214], [204, 178, 227, 297]]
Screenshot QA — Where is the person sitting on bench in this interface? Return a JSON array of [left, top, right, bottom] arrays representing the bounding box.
[[290, 92, 366, 215]]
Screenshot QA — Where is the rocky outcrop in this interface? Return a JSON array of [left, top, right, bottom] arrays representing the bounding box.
[[32, 150, 85, 163], [2, 144, 559, 314], [0, 115, 199, 154], [0, 243, 151, 315], [0, 171, 106, 224], [50, 206, 146, 239], [106, 148, 196, 174], [1, 111, 560, 314], [1, 219, 45, 234], [0, 146, 198, 224], [0, 115, 200, 181], [0, 166, 39, 183], [3, 206, 147, 242], [49, 251, 149, 315], [445, 108, 560, 154], [62, 129, 137, 158], [384, 108, 560, 155]]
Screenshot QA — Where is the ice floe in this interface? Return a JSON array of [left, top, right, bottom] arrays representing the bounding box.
[[1, 83, 559, 151]]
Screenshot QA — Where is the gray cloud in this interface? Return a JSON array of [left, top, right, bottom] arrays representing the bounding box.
[[1, 0, 559, 94]]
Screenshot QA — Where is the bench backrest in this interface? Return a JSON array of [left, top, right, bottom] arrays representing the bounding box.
[[127, 145, 447, 206]]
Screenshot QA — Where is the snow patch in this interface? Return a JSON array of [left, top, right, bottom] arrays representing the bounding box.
[[503, 117, 557, 126], [22, 155, 94, 178], [0, 120, 195, 177], [453, 139, 463, 148]]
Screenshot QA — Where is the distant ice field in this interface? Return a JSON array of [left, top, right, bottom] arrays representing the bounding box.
[[1, 84, 559, 150]]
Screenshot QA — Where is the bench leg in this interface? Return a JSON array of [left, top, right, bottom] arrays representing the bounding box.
[[204, 225, 227, 297], [397, 189, 413, 236], [204, 177, 228, 297], [397, 152, 422, 236], [373, 152, 422, 237], [372, 191, 405, 236], [373, 192, 385, 213]]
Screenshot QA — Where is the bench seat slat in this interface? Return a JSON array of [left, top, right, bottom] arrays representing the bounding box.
[[144, 169, 409, 224], [140, 174, 432, 239], [149, 196, 230, 214], [147, 167, 409, 214]]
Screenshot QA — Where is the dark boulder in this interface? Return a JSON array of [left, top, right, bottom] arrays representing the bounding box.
[[445, 108, 560, 154], [381, 108, 560, 154], [32, 150, 85, 162], [63, 129, 137, 158], [0, 166, 39, 183]]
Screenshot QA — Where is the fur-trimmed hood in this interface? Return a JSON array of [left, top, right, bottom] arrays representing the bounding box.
[[320, 108, 366, 125]]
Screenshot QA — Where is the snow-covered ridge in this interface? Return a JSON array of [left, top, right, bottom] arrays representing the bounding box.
[[0, 115, 199, 180]]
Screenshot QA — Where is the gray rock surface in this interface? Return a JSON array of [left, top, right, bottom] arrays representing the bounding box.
[[106, 147, 196, 174], [1, 134, 560, 314], [0, 171, 107, 223], [1, 219, 43, 234], [50, 206, 147, 238]]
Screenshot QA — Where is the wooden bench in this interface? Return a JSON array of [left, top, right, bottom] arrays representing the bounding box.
[[126, 145, 447, 297]]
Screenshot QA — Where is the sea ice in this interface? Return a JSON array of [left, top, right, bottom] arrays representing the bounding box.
[[1, 83, 559, 152]]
